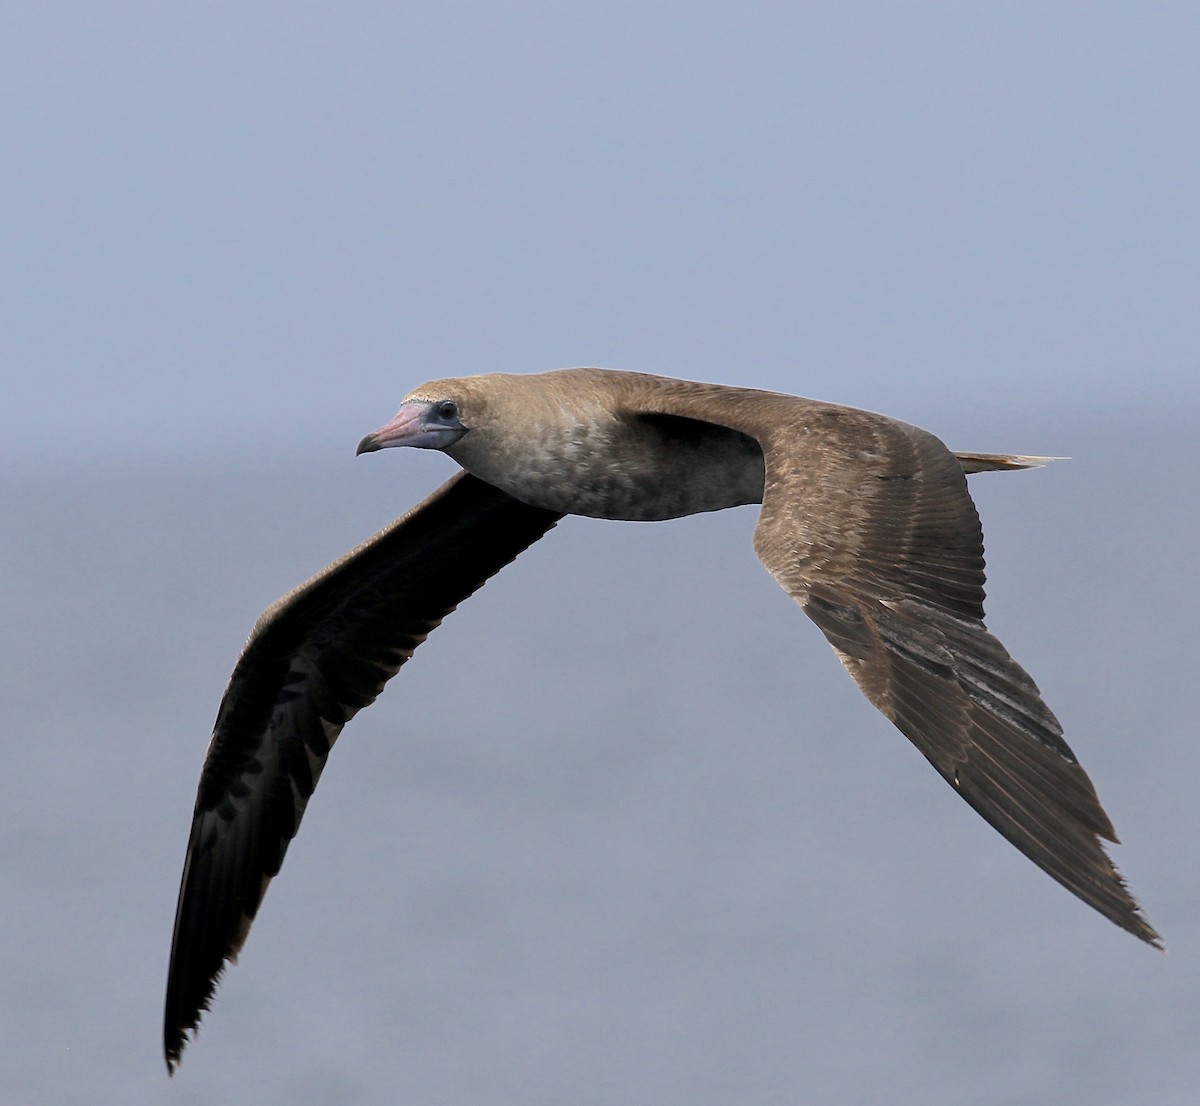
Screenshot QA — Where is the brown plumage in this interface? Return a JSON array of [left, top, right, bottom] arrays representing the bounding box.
[[165, 368, 1159, 1071]]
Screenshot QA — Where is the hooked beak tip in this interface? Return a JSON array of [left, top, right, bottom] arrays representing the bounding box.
[[355, 433, 381, 456]]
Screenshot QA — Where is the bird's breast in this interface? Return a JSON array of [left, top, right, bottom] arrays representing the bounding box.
[[450, 414, 766, 521]]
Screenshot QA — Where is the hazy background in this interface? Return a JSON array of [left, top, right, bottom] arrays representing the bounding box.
[[3, 4, 1197, 1103]]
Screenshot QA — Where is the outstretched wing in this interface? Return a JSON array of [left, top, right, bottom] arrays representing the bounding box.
[[616, 373, 1158, 946], [165, 471, 561, 1070], [747, 407, 1160, 946]]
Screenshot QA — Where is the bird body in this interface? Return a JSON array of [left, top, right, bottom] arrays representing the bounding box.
[[416, 370, 770, 519], [165, 368, 1158, 1072]]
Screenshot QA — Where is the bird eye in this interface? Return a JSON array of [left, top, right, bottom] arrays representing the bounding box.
[[437, 400, 459, 420]]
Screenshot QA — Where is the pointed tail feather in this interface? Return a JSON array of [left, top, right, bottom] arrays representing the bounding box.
[[954, 452, 1067, 474]]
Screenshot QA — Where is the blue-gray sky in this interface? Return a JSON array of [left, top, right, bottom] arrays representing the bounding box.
[[3, 5, 1198, 1104], [3, 2, 1197, 466]]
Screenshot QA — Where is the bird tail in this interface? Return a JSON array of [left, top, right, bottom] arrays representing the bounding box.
[[954, 452, 1066, 474]]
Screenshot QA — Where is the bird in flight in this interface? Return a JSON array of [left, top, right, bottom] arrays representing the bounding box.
[[165, 368, 1159, 1071]]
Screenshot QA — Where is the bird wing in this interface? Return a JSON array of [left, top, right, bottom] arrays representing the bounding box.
[[165, 471, 561, 1070], [622, 379, 1160, 946]]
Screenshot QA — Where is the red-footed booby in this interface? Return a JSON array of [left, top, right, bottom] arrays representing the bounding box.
[[164, 368, 1159, 1071]]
